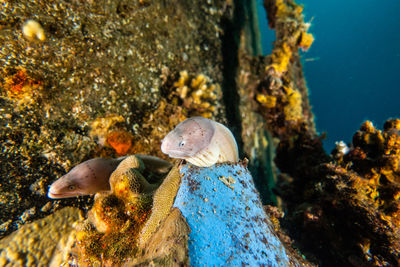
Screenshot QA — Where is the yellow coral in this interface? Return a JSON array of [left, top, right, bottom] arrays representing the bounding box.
[[138, 163, 181, 247], [75, 155, 165, 264], [299, 32, 314, 51], [283, 86, 303, 121], [256, 94, 277, 109], [342, 119, 400, 234], [172, 71, 221, 118], [267, 42, 293, 74], [275, 0, 289, 17], [173, 70, 189, 88]]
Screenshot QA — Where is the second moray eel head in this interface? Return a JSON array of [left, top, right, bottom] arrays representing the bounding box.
[[161, 117, 239, 167]]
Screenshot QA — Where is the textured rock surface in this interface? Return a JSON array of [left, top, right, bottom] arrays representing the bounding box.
[[0, 207, 83, 266], [0, 0, 229, 237]]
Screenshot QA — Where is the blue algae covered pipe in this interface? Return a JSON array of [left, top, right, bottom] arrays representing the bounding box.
[[173, 162, 291, 266]]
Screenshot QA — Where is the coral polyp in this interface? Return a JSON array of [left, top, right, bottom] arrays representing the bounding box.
[[170, 71, 221, 118]]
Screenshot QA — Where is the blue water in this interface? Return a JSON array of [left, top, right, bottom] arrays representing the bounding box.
[[259, 0, 400, 152]]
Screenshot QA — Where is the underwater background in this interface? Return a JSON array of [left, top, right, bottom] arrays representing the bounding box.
[[259, 0, 400, 151], [1, 0, 400, 265]]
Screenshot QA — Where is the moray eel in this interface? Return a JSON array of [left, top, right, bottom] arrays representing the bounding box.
[[48, 155, 171, 199], [161, 116, 239, 167]]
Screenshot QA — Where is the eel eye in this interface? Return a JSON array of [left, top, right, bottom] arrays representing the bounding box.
[[68, 185, 76, 191], [179, 141, 185, 147]]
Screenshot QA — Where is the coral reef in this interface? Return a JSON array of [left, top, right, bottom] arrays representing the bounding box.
[[123, 208, 190, 266], [168, 70, 222, 118], [138, 163, 181, 247], [0, 207, 83, 266], [2, 0, 398, 266], [273, 120, 400, 266], [249, 2, 400, 266], [74, 155, 169, 265], [254, 0, 315, 137], [0, 0, 228, 235]]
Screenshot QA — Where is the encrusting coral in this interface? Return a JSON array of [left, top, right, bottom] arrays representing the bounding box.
[[254, 0, 315, 136], [169, 70, 222, 119], [246, 0, 400, 265], [336, 120, 400, 259], [1, 67, 43, 103], [278, 119, 400, 266], [138, 163, 181, 247], [74, 155, 171, 265], [0, 0, 228, 237], [0, 207, 83, 266]]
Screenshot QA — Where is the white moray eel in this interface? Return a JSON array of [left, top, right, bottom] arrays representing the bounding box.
[[161, 116, 239, 167]]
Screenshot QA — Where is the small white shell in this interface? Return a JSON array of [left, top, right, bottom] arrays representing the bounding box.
[[22, 20, 46, 41]]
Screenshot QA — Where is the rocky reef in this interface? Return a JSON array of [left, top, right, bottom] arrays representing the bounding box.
[[0, 0, 399, 266], [0, 0, 229, 237], [275, 120, 400, 266], [0, 207, 83, 266], [245, 0, 400, 266]]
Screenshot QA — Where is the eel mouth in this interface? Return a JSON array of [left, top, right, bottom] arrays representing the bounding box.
[[47, 191, 77, 199], [162, 149, 192, 158]]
